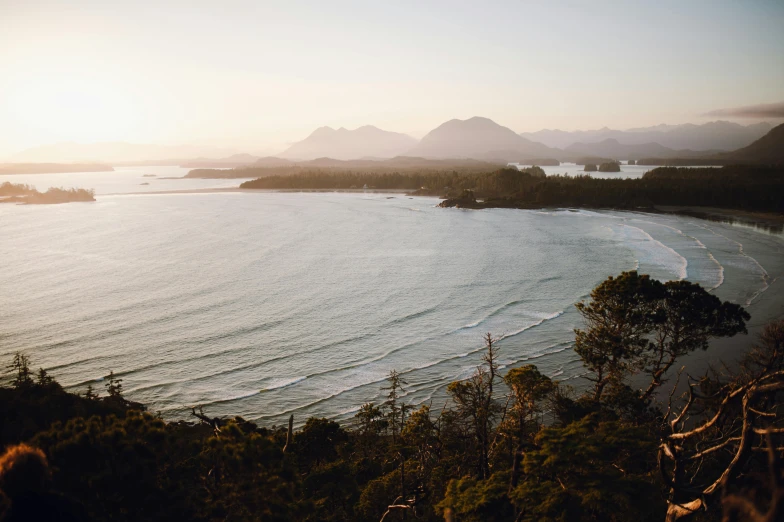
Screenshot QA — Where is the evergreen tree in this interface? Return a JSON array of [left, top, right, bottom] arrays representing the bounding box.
[[9, 353, 33, 389], [105, 371, 123, 398]]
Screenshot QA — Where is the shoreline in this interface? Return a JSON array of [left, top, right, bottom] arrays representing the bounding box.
[[653, 205, 784, 233], [6, 185, 783, 421], [103, 187, 418, 196], [103, 187, 784, 232]]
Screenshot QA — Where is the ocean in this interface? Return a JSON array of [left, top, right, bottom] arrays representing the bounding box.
[[1, 167, 782, 426]]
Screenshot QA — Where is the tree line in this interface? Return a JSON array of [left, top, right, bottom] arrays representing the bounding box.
[[236, 165, 784, 213], [1, 272, 783, 521], [237, 166, 545, 194], [440, 165, 784, 213], [0, 182, 95, 204]]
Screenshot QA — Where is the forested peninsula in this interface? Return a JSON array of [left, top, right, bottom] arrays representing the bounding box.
[[235, 165, 784, 215], [437, 165, 784, 213], [0, 182, 95, 204], [2, 272, 783, 522]]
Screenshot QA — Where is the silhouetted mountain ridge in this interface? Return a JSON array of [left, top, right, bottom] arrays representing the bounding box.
[[408, 117, 558, 161], [564, 139, 720, 160], [278, 125, 417, 160], [721, 123, 784, 164], [521, 121, 772, 151]]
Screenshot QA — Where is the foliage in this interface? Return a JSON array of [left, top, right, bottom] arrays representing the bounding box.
[[599, 161, 621, 172], [238, 164, 784, 213], [574, 271, 663, 401], [0, 182, 94, 204], [0, 273, 777, 522], [574, 272, 749, 402], [512, 414, 662, 522]]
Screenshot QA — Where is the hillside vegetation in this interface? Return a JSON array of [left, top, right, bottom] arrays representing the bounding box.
[[1, 273, 782, 522], [438, 165, 784, 213]]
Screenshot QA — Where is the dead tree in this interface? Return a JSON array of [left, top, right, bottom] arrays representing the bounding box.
[[283, 414, 293, 453], [659, 368, 784, 521], [379, 494, 419, 522], [721, 429, 784, 522], [191, 406, 223, 434]]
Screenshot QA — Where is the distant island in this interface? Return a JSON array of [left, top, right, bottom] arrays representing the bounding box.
[[0, 182, 95, 204], [598, 161, 621, 172], [0, 163, 113, 175], [231, 163, 783, 216]]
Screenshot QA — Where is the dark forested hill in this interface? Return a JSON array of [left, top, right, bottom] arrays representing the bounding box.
[[721, 122, 784, 164]]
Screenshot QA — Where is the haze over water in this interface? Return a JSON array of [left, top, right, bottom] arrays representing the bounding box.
[[2, 172, 782, 425]]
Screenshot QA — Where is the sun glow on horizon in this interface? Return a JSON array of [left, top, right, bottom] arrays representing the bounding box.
[[1, 0, 783, 158]]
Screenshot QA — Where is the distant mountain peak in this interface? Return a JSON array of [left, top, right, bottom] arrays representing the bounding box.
[[409, 116, 555, 161], [309, 126, 336, 138], [279, 125, 417, 160]]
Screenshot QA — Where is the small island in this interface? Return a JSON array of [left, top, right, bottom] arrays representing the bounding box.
[[598, 161, 621, 172], [584, 163, 598, 172], [0, 182, 95, 204]]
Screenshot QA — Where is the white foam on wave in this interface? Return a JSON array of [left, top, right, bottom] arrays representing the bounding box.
[[256, 310, 568, 418], [211, 389, 261, 404], [706, 251, 725, 290], [497, 311, 565, 341], [618, 224, 688, 280], [262, 376, 307, 391], [460, 299, 564, 334], [694, 223, 770, 304], [633, 218, 724, 290]]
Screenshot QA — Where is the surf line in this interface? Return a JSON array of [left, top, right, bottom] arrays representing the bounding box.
[[632, 218, 724, 291], [618, 223, 688, 280], [693, 223, 770, 304]]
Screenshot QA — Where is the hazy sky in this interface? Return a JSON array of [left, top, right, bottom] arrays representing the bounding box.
[[1, 0, 783, 156]]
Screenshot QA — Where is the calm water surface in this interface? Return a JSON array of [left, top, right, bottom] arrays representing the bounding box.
[[1, 170, 782, 425]]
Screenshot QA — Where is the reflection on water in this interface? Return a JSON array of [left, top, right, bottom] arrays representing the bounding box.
[[664, 210, 783, 235]]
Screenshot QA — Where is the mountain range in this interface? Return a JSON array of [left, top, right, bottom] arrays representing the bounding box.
[[564, 139, 721, 161], [520, 121, 772, 151], [6, 119, 780, 165]]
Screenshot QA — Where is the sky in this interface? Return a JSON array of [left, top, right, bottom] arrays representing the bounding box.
[[1, 0, 783, 157]]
